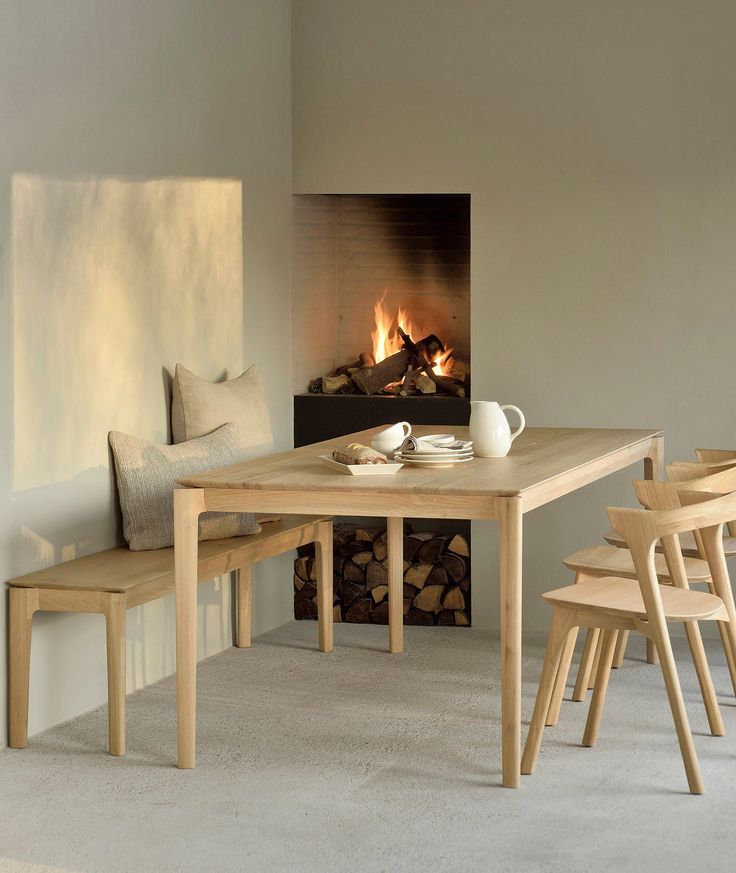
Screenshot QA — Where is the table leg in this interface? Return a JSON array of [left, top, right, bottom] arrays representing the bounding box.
[[387, 516, 404, 654], [175, 488, 205, 769], [499, 496, 523, 788], [645, 435, 664, 665]]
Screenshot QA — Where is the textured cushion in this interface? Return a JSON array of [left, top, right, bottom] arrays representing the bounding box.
[[109, 424, 260, 551], [171, 363, 274, 460]]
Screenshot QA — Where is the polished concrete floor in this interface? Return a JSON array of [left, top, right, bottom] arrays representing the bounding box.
[[1, 622, 735, 873]]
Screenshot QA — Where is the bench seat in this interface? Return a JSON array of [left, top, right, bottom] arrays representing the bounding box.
[[9, 514, 333, 757]]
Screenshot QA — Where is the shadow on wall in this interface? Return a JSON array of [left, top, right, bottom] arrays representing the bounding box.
[[9, 173, 246, 730]]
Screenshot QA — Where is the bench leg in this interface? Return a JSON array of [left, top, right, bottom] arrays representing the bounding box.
[[235, 566, 253, 648], [9, 588, 37, 749], [315, 520, 334, 653], [103, 593, 126, 756]]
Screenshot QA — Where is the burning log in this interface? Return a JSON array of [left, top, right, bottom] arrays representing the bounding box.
[[334, 352, 375, 376], [350, 349, 411, 395], [398, 327, 466, 398], [322, 374, 351, 394], [414, 372, 436, 394]]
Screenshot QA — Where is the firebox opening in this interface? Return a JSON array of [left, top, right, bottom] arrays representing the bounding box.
[[292, 193, 470, 398]]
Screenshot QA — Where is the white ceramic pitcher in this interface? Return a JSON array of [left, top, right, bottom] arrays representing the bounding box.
[[469, 401, 525, 458]]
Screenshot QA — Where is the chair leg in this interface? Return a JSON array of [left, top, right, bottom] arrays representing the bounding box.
[[572, 627, 600, 702], [521, 609, 577, 775], [587, 632, 605, 689], [315, 520, 334, 653], [650, 627, 704, 794], [716, 620, 736, 696], [235, 566, 253, 648], [646, 638, 659, 665], [582, 628, 618, 748], [612, 629, 629, 668], [104, 593, 126, 757], [683, 620, 723, 737], [9, 587, 37, 749], [546, 626, 578, 726]]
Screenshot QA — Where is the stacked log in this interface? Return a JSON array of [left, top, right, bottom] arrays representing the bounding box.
[[294, 523, 470, 627]]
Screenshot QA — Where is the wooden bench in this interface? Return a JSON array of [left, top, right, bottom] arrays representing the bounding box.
[[8, 515, 333, 756]]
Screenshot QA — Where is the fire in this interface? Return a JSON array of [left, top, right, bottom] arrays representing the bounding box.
[[370, 294, 397, 364], [371, 292, 453, 376], [431, 347, 454, 377]]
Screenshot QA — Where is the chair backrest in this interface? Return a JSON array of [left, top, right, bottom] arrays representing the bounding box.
[[668, 461, 736, 481], [695, 448, 736, 465], [664, 464, 736, 537], [631, 479, 699, 590], [664, 464, 736, 491], [608, 491, 736, 627]]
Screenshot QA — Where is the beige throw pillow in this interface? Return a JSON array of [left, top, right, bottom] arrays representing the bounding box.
[[109, 423, 260, 551], [171, 363, 274, 460]]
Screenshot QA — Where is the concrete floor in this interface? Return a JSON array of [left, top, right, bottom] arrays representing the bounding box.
[[1, 621, 735, 873]]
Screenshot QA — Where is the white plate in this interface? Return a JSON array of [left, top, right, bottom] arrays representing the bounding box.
[[318, 455, 404, 476], [395, 451, 474, 460], [398, 455, 475, 466]]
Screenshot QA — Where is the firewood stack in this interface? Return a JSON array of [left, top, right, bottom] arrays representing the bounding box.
[[294, 523, 470, 627], [308, 329, 469, 397]]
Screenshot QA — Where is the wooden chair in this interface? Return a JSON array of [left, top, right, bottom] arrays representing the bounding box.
[[558, 464, 736, 717], [603, 460, 736, 554], [522, 490, 736, 794], [544, 545, 712, 725]]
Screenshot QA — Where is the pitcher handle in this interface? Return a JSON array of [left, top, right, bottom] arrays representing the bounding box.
[[397, 421, 412, 437], [501, 405, 525, 443]]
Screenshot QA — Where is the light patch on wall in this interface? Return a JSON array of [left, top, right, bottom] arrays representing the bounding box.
[[12, 174, 244, 493]]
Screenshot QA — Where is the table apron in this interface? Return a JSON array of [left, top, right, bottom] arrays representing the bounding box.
[[200, 488, 499, 520]]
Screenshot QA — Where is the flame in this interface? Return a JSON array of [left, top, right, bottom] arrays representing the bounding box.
[[371, 294, 421, 363], [370, 291, 453, 376], [371, 295, 395, 364], [431, 346, 454, 377]]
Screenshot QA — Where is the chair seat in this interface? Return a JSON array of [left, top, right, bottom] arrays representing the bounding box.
[[603, 528, 736, 558], [543, 576, 727, 622], [563, 545, 711, 583]]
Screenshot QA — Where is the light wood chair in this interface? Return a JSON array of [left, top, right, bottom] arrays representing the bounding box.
[[603, 459, 736, 555], [559, 464, 736, 716], [544, 545, 712, 725], [523, 490, 736, 794]]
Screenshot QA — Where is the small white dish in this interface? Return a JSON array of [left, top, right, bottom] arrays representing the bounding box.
[[319, 454, 404, 476]]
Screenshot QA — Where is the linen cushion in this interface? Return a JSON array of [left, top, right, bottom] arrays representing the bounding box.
[[171, 363, 274, 460], [109, 423, 260, 551]]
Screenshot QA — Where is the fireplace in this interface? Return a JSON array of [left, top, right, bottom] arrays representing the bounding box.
[[292, 193, 471, 626]]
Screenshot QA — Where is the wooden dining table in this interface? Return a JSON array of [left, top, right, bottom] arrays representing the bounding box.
[[174, 424, 662, 787]]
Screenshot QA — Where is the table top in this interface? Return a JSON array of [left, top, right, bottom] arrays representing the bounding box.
[[178, 425, 661, 499]]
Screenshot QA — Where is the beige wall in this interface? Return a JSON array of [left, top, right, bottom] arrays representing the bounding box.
[[0, 0, 293, 741], [292, 0, 736, 629]]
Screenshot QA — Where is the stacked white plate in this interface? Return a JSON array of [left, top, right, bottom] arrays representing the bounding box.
[[394, 433, 474, 467]]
